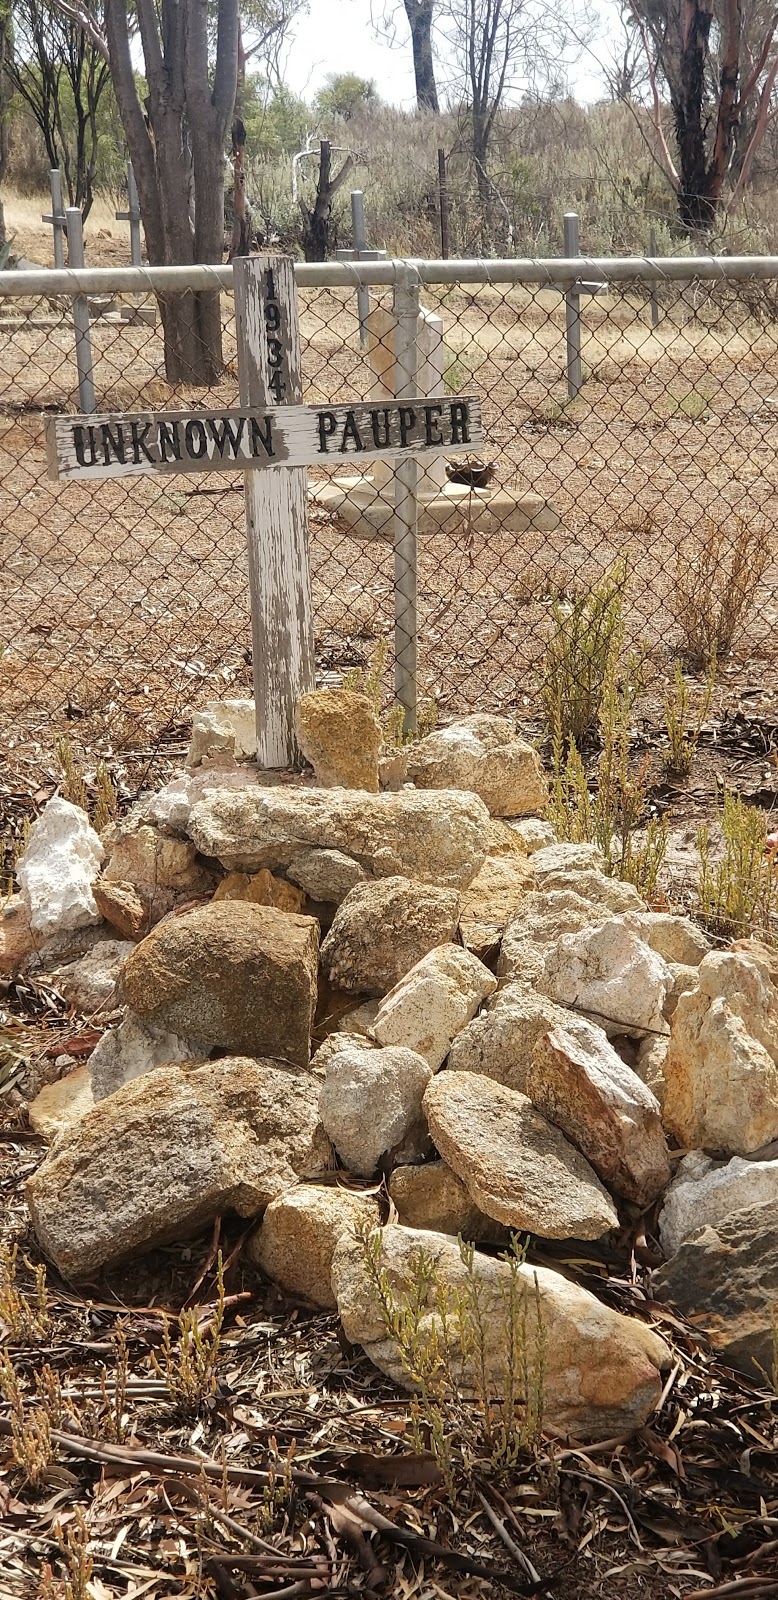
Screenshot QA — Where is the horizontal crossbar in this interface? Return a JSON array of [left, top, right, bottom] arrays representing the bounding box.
[[1, 254, 777, 297]]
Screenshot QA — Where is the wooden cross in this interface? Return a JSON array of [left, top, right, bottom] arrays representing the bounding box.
[[45, 256, 482, 769]]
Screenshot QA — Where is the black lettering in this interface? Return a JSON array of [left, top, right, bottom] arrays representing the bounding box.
[[250, 415, 274, 459], [73, 424, 98, 468], [398, 406, 416, 448], [267, 337, 284, 367], [207, 416, 246, 458], [269, 368, 285, 402], [265, 302, 281, 331], [424, 403, 443, 446], [340, 410, 364, 452], [101, 424, 126, 465], [131, 422, 155, 464], [265, 269, 277, 302], [450, 401, 470, 445], [159, 421, 181, 461], [370, 408, 391, 449], [184, 420, 208, 459], [317, 410, 338, 452]]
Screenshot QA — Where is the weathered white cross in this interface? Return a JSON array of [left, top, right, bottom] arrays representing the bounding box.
[[45, 256, 482, 768]]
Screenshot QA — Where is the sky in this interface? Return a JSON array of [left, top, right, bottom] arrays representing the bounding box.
[[282, 0, 610, 109]]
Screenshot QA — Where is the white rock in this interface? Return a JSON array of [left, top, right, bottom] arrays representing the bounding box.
[[664, 963, 700, 1018], [531, 842, 607, 876], [448, 982, 580, 1092], [287, 847, 366, 903], [405, 714, 548, 817], [634, 1035, 669, 1108], [186, 699, 258, 767], [146, 766, 268, 833], [498, 890, 613, 985], [188, 785, 490, 889], [663, 951, 778, 1154], [659, 1150, 778, 1258], [89, 1010, 205, 1102], [538, 868, 646, 915], [49, 940, 133, 1014], [625, 912, 711, 967], [17, 797, 104, 939], [527, 1018, 671, 1206], [372, 944, 497, 1069], [541, 916, 672, 1037], [509, 818, 556, 852], [318, 1041, 432, 1176]]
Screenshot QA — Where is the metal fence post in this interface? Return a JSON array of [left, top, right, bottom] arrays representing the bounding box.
[[351, 191, 371, 350], [392, 265, 420, 734], [438, 148, 450, 259], [115, 162, 143, 267], [65, 208, 96, 414], [649, 227, 660, 328], [42, 170, 66, 269], [564, 211, 582, 399]]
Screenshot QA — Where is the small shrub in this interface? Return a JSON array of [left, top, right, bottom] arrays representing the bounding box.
[[541, 563, 627, 745], [100, 1324, 129, 1443], [341, 636, 436, 745], [0, 1241, 51, 1343], [55, 736, 88, 813], [0, 1350, 56, 1487], [663, 658, 716, 783], [672, 519, 771, 669], [358, 1224, 544, 1492], [697, 790, 778, 940], [92, 759, 119, 833], [259, 1437, 297, 1534], [549, 646, 668, 901], [151, 1256, 225, 1414]]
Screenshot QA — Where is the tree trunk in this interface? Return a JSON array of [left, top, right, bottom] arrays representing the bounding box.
[[300, 139, 354, 261], [403, 0, 439, 112], [104, 0, 237, 385], [229, 118, 252, 259]]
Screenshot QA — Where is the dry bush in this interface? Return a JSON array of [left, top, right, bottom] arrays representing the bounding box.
[[672, 519, 771, 669], [697, 789, 778, 940], [541, 563, 627, 746]]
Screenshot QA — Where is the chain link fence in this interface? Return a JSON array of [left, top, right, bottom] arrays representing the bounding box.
[[2, 257, 778, 800]]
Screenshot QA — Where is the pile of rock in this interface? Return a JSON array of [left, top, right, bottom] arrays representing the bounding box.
[[7, 693, 778, 1438]]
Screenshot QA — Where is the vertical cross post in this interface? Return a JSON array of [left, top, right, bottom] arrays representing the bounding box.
[[336, 191, 386, 352], [649, 227, 660, 328], [564, 211, 582, 400], [233, 254, 315, 768], [42, 170, 66, 269], [351, 191, 371, 350], [392, 265, 420, 735], [115, 163, 142, 265], [65, 208, 95, 415], [438, 148, 450, 260]]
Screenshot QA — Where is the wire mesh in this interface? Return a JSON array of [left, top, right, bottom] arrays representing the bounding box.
[[1, 266, 778, 794]]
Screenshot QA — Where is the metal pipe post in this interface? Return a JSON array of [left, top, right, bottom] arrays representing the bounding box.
[[42, 170, 66, 269], [564, 211, 582, 399], [392, 266, 420, 734], [127, 163, 142, 266], [351, 191, 370, 349], [438, 148, 450, 259], [649, 227, 660, 328], [65, 208, 96, 414]]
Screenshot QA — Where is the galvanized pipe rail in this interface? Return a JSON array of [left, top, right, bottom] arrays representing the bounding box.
[[1, 254, 778, 299]]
